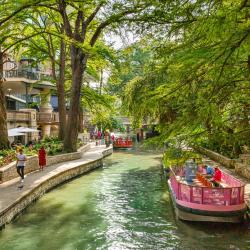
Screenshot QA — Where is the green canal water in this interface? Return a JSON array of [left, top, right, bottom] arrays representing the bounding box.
[[0, 151, 249, 250]]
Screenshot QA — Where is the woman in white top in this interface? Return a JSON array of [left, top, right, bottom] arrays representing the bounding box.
[[16, 148, 27, 183]]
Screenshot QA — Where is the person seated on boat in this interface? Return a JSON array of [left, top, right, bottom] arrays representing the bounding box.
[[211, 167, 222, 187], [204, 165, 214, 176]]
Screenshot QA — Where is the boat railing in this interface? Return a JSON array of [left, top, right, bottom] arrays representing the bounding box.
[[114, 138, 133, 146], [169, 167, 245, 206]]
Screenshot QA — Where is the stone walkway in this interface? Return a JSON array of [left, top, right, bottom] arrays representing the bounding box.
[[0, 144, 110, 216]]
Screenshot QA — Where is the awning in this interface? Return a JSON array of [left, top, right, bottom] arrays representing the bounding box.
[[8, 130, 25, 137], [8, 127, 39, 137], [15, 127, 39, 133]]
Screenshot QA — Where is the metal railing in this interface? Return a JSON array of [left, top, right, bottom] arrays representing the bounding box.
[[3, 70, 53, 81]]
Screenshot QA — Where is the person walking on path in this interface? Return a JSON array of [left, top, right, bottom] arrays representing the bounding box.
[[16, 148, 27, 184], [97, 130, 102, 145], [38, 146, 47, 171]]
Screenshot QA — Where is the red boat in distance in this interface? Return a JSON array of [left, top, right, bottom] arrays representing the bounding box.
[[113, 137, 133, 149]]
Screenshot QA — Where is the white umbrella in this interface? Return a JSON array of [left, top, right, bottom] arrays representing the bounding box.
[[17, 127, 39, 133], [9, 127, 39, 133], [8, 130, 25, 137]]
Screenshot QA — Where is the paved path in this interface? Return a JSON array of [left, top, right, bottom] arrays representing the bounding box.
[[0, 144, 109, 215]]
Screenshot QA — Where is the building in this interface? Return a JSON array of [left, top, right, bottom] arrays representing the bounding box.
[[3, 55, 59, 144]]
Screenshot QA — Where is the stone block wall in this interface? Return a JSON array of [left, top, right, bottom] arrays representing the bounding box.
[[235, 154, 250, 179], [194, 146, 235, 169], [195, 146, 250, 180], [0, 156, 39, 183], [0, 148, 89, 183]]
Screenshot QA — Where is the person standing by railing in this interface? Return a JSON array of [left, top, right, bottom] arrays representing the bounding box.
[[16, 148, 27, 186]]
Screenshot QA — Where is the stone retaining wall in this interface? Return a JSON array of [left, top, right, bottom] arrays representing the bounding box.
[[195, 146, 250, 179], [0, 144, 91, 183], [0, 147, 112, 229], [194, 146, 235, 169], [235, 154, 250, 179]]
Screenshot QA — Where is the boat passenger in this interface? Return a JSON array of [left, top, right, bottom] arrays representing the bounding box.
[[211, 167, 222, 187], [213, 167, 222, 181], [204, 165, 214, 175]]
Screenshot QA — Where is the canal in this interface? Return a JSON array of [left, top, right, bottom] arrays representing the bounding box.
[[0, 151, 249, 249]]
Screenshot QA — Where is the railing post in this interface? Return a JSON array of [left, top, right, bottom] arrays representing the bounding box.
[[238, 187, 241, 204], [201, 187, 204, 204], [229, 188, 232, 205], [178, 183, 180, 200], [190, 186, 193, 203]]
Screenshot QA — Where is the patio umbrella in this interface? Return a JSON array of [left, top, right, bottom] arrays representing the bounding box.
[[16, 127, 39, 133], [8, 130, 25, 137]]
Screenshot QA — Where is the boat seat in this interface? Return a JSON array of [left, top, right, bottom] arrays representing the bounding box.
[[217, 181, 229, 188]]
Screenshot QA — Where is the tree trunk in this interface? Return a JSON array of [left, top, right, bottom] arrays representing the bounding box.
[[63, 46, 87, 152], [0, 51, 9, 149], [78, 107, 83, 133], [57, 37, 67, 140]]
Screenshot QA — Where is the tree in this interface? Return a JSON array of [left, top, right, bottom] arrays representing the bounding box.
[[122, 0, 250, 157], [0, 0, 44, 149], [38, 0, 169, 152], [22, 11, 68, 140]]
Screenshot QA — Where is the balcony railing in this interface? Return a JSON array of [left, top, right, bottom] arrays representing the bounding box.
[[2, 70, 53, 81], [7, 111, 30, 122], [37, 112, 59, 124]]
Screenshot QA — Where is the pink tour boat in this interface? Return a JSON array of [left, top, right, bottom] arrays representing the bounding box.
[[168, 163, 247, 223]]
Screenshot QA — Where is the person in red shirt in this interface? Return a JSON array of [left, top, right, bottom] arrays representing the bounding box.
[[211, 167, 222, 187], [213, 167, 222, 181], [38, 146, 46, 171]]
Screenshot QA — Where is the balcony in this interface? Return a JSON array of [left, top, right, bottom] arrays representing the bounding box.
[[37, 112, 59, 124], [2, 70, 53, 81], [7, 111, 31, 122]]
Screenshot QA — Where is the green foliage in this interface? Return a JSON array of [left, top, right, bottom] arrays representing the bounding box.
[[120, 0, 250, 158], [0, 150, 16, 167], [163, 146, 201, 169], [33, 137, 63, 156]]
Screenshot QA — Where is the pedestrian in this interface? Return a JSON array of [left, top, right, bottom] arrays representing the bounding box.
[[104, 130, 110, 148], [97, 130, 102, 145], [38, 145, 47, 171], [16, 148, 27, 184], [110, 132, 115, 144]]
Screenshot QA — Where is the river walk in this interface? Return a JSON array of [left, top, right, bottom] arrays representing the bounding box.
[[0, 146, 249, 229], [0, 144, 112, 228]]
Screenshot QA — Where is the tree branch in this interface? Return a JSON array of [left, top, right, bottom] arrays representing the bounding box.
[[58, 0, 73, 37], [0, 0, 41, 26]]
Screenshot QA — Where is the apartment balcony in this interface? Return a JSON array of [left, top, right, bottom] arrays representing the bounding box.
[[7, 110, 31, 122], [36, 112, 59, 125], [2, 69, 53, 81], [7, 110, 59, 125]]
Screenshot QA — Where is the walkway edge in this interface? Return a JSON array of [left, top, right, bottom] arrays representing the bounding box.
[[0, 147, 113, 229]]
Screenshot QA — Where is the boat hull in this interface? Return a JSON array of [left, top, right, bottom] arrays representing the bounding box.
[[168, 180, 247, 223]]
